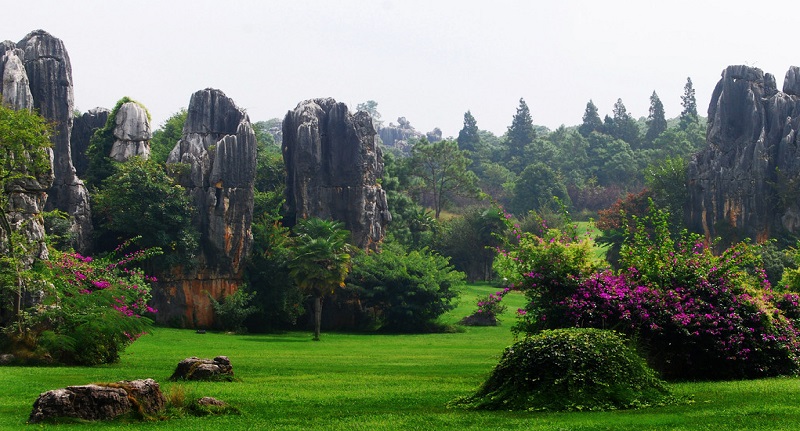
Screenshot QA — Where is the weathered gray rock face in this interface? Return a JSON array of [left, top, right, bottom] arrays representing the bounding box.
[[0, 40, 53, 263], [377, 116, 423, 154], [110, 101, 151, 161], [687, 65, 800, 243], [28, 379, 165, 423], [17, 30, 92, 252], [71, 107, 110, 178], [1, 41, 33, 109], [158, 88, 256, 327], [283, 98, 390, 249]]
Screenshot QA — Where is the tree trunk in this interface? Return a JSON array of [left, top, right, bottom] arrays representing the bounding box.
[[313, 295, 323, 341]]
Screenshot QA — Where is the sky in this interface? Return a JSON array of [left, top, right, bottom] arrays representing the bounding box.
[[6, 0, 800, 138]]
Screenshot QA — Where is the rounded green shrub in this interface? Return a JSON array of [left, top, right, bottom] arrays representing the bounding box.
[[450, 328, 675, 411]]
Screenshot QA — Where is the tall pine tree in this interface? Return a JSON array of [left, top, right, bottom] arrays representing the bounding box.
[[457, 110, 480, 153], [680, 77, 698, 130], [505, 98, 535, 172], [645, 91, 667, 145], [608, 98, 640, 147], [579, 100, 603, 137]]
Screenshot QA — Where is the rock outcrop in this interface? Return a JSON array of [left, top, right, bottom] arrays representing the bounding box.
[[110, 101, 151, 161], [17, 30, 92, 252], [0, 40, 53, 263], [169, 356, 234, 381], [71, 107, 110, 178], [157, 88, 256, 328], [377, 116, 423, 154], [688, 65, 800, 243], [28, 379, 165, 423], [283, 98, 390, 249]]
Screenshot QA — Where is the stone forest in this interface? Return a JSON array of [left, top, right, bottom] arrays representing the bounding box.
[[5, 29, 800, 427]]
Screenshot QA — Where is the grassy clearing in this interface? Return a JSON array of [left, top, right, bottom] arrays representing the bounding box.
[[2, 284, 800, 430]]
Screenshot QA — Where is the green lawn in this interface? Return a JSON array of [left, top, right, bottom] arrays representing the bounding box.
[[2, 284, 800, 430]]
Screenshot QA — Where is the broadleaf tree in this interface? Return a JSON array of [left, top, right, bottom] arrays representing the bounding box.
[[408, 138, 480, 218]]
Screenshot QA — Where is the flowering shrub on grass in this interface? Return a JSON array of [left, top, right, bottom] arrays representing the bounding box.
[[498, 201, 800, 380], [461, 287, 510, 326], [10, 239, 161, 365]]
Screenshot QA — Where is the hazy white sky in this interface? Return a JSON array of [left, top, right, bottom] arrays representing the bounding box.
[[6, 0, 799, 137]]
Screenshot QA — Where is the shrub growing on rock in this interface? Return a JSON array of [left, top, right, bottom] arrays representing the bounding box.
[[450, 328, 675, 411]]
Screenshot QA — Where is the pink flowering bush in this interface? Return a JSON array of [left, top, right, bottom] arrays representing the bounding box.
[[461, 287, 510, 326], [493, 208, 599, 334], [26, 238, 161, 365], [500, 201, 800, 380]]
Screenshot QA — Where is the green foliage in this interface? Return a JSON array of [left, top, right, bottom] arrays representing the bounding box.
[[494, 214, 599, 334], [645, 91, 668, 145], [253, 133, 286, 217], [606, 98, 641, 148], [680, 77, 699, 129], [510, 162, 571, 216], [92, 157, 199, 269], [85, 97, 150, 187], [450, 328, 675, 411], [245, 213, 303, 331], [408, 138, 480, 218], [41, 209, 74, 250], [8, 241, 160, 365], [645, 156, 688, 231], [435, 206, 506, 282], [149, 108, 187, 164], [210, 288, 258, 333], [288, 218, 353, 340], [504, 98, 536, 172], [578, 99, 603, 137], [457, 110, 480, 153], [0, 104, 52, 251], [554, 203, 800, 379], [348, 243, 463, 332]]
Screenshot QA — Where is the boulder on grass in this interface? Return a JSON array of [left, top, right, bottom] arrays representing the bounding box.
[[170, 356, 234, 381], [28, 378, 164, 423]]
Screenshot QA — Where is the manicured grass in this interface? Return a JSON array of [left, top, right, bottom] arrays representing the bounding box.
[[2, 284, 800, 430]]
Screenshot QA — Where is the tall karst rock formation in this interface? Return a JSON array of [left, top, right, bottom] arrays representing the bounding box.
[[109, 101, 151, 162], [282, 98, 390, 249], [688, 65, 800, 243], [15, 30, 92, 252], [0, 40, 53, 262], [155, 89, 257, 327]]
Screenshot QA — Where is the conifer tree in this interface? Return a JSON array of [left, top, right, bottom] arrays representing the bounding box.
[[578, 100, 603, 137], [609, 98, 640, 147], [457, 110, 480, 153], [645, 91, 667, 145], [680, 77, 698, 129], [505, 98, 535, 172]]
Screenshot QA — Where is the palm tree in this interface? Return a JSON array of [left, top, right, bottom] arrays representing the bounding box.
[[288, 218, 353, 341]]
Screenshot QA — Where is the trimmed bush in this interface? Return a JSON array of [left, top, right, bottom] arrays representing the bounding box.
[[450, 328, 675, 411]]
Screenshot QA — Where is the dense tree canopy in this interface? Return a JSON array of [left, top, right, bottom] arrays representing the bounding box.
[[91, 157, 198, 268]]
